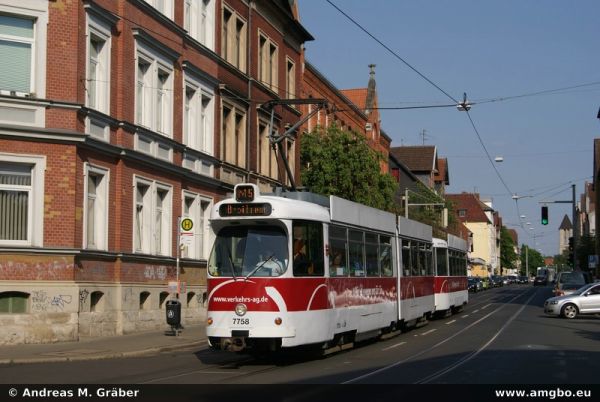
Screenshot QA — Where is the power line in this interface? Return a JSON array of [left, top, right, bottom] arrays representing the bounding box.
[[463, 110, 513, 196], [325, 0, 459, 104]]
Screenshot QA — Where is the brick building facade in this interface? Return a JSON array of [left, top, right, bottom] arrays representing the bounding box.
[[0, 0, 312, 344]]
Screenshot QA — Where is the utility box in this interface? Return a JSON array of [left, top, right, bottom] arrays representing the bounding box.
[[165, 299, 181, 327]]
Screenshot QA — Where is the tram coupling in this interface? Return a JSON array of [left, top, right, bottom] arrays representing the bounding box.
[[221, 336, 246, 352]]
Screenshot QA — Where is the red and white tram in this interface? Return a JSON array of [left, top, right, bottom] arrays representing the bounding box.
[[206, 183, 440, 353], [432, 235, 469, 316]]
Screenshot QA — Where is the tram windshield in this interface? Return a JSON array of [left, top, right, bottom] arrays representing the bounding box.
[[208, 226, 288, 278]]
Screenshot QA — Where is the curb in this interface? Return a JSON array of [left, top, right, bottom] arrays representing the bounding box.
[[0, 340, 208, 366]]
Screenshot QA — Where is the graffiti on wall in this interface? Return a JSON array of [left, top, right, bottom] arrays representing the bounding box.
[[0, 257, 75, 280], [79, 289, 89, 309], [144, 265, 168, 281], [30, 290, 73, 312]]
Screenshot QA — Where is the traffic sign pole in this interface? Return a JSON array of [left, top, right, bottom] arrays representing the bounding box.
[[176, 216, 181, 300]]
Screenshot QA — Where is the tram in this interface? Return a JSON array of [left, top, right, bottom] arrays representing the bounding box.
[[206, 183, 447, 353], [432, 235, 469, 316]]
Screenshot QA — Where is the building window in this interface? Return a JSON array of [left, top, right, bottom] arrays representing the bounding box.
[[90, 291, 104, 312], [221, 6, 246, 72], [135, 44, 173, 137], [286, 58, 295, 98], [183, 76, 214, 155], [221, 102, 246, 167], [182, 192, 212, 259], [0, 291, 29, 313], [458, 209, 466, 218], [258, 120, 277, 179], [0, 154, 44, 246], [258, 33, 278, 91], [134, 177, 172, 256], [184, 0, 214, 50], [139, 291, 151, 310], [84, 165, 109, 250], [144, 0, 173, 19], [159, 291, 169, 309], [0, 14, 33, 94], [85, 15, 111, 114]]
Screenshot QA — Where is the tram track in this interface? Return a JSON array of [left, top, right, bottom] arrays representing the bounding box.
[[343, 286, 540, 384]]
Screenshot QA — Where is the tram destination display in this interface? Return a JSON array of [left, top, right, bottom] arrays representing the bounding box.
[[219, 203, 272, 217]]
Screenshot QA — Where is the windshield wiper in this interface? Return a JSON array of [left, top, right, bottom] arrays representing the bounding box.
[[226, 247, 238, 281], [245, 254, 274, 280]]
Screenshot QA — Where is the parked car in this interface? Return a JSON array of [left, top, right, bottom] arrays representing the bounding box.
[[517, 275, 529, 284], [544, 282, 600, 319], [507, 275, 518, 284], [553, 271, 593, 296], [468, 278, 479, 293], [491, 275, 504, 287], [533, 276, 547, 286], [480, 277, 491, 290], [468, 277, 483, 293]]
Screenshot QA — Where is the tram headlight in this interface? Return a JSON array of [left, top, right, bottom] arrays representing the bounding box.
[[274, 317, 282, 326], [235, 303, 247, 316], [207, 317, 213, 326]]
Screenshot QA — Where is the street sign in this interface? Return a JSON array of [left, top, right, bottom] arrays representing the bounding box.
[[180, 218, 194, 232], [179, 218, 194, 246], [588, 255, 598, 269]]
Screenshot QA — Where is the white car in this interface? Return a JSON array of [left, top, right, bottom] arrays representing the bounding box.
[[544, 282, 600, 319]]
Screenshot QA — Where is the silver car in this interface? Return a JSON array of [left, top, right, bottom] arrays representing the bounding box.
[[544, 282, 600, 319]]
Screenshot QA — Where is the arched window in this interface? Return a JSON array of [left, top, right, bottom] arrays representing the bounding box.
[[187, 292, 196, 308], [90, 291, 104, 312], [0, 291, 29, 313], [139, 291, 151, 310], [159, 292, 169, 309]]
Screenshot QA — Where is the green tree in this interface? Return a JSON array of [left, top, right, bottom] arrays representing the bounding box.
[[300, 124, 398, 211], [500, 226, 517, 269], [520, 244, 544, 276], [576, 234, 596, 270]]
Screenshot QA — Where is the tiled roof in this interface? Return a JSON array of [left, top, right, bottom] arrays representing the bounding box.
[[340, 88, 368, 110], [446, 193, 491, 223], [434, 158, 449, 184], [389, 146, 437, 172]]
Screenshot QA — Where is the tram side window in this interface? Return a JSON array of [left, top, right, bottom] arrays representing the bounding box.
[[380, 236, 393, 277], [329, 225, 348, 277], [293, 221, 324, 276], [436, 247, 448, 276], [423, 243, 433, 276], [411, 242, 420, 276], [402, 241, 411, 277], [349, 230, 365, 277], [365, 233, 379, 277]]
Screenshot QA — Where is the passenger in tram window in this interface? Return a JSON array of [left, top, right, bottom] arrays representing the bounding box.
[[293, 237, 310, 274], [330, 251, 346, 277]]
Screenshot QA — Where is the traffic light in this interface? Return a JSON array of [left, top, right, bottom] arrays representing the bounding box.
[[568, 236, 574, 251], [541, 206, 548, 225]]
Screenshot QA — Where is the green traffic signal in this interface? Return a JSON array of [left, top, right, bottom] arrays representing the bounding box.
[[541, 206, 548, 225]]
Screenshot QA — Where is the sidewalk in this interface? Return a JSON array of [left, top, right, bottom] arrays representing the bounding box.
[[0, 323, 207, 365]]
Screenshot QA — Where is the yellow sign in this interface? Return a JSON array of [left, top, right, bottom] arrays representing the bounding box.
[[181, 218, 194, 232]]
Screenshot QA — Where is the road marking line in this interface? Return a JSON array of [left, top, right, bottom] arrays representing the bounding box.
[[473, 309, 480, 313], [421, 329, 437, 336], [461, 315, 469, 318], [481, 304, 491, 310], [382, 342, 406, 351], [446, 320, 456, 325], [343, 287, 539, 384]]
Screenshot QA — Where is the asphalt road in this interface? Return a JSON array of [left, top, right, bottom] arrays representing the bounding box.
[[2, 285, 598, 385]]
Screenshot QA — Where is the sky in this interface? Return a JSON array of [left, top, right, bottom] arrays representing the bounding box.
[[297, 0, 600, 257]]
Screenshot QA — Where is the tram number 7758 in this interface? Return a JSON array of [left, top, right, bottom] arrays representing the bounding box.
[[232, 318, 250, 325]]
